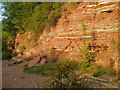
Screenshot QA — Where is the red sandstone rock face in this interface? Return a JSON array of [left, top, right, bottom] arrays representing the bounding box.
[[15, 2, 118, 71]]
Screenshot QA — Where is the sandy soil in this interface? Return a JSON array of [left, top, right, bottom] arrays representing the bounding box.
[[2, 60, 50, 88]]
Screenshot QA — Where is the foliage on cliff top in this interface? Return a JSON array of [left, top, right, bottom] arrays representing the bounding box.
[[2, 2, 63, 33]]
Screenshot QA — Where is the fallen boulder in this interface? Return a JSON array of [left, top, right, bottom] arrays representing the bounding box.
[[27, 56, 40, 67]]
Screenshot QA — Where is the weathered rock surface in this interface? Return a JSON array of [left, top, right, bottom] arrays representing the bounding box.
[[6, 53, 60, 67], [27, 57, 40, 67], [14, 1, 118, 71]]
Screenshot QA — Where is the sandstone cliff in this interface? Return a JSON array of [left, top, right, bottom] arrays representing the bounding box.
[[15, 1, 119, 71]]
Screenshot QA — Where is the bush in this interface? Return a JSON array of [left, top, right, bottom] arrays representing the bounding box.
[[2, 31, 15, 60], [30, 2, 63, 34], [48, 60, 85, 88], [78, 45, 116, 77], [2, 50, 12, 60]]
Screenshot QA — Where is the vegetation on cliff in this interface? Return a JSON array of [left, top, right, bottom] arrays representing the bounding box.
[[1, 2, 64, 59]]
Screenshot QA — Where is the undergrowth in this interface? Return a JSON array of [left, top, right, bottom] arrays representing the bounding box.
[[78, 46, 116, 77], [23, 62, 57, 76], [23, 58, 116, 88], [47, 60, 85, 88]]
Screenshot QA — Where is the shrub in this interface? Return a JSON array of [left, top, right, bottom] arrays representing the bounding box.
[[78, 46, 116, 77], [2, 31, 15, 60], [2, 50, 12, 60], [48, 60, 85, 88]]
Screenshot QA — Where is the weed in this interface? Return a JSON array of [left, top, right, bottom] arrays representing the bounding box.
[[79, 47, 94, 62], [19, 46, 25, 54]]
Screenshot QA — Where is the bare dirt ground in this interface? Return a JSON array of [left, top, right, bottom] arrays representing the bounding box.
[[2, 60, 50, 88]]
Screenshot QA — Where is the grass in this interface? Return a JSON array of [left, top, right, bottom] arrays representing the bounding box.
[[92, 67, 116, 77], [23, 62, 57, 76], [77, 60, 116, 77], [23, 59, 116, 78], [23, 58, 116, 78]]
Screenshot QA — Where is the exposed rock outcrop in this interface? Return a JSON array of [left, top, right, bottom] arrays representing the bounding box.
[[14, 1, 118, 71]]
